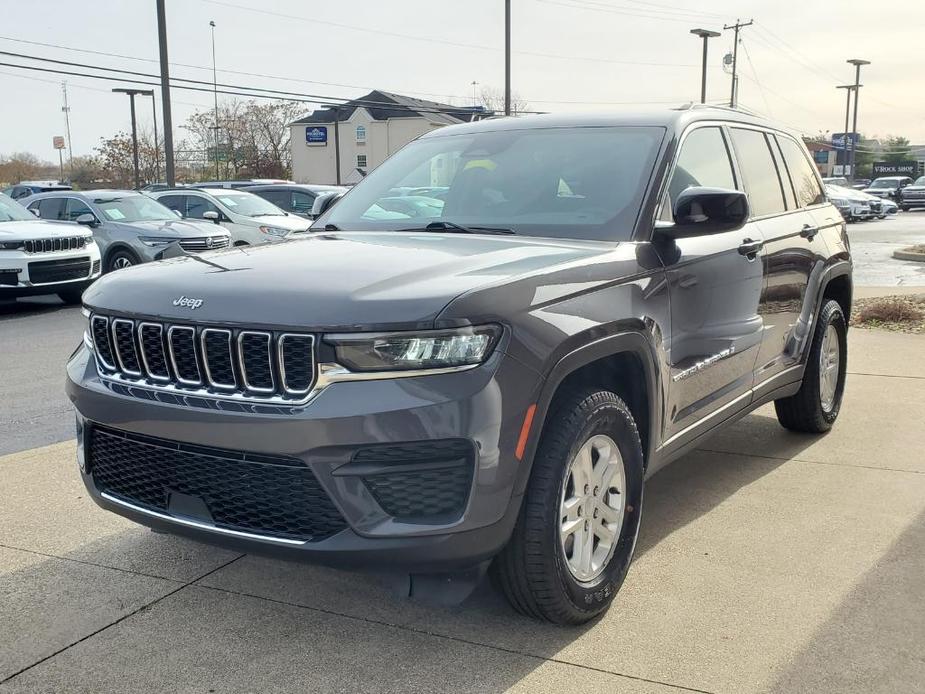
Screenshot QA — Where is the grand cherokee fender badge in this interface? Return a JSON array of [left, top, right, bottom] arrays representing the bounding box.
[[173, 296, 204, 310]]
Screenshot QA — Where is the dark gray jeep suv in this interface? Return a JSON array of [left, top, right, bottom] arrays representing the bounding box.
[[67, 106, 851, 624]]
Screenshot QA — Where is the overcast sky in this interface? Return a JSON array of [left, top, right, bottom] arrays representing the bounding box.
[[2, 0, 923, 160]]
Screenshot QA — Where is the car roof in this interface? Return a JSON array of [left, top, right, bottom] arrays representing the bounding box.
[[419, 105, 788, 139], [244, 184, 345, 192], [872, 176, 910, 181]]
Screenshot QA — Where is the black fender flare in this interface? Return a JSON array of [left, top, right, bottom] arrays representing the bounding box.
[[792, 260, 852, 362], [513, 330, 662, 497]]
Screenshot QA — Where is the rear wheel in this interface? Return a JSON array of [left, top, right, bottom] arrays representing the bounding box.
[[493, 387, 644, 625], [775, 299, 848, 433]]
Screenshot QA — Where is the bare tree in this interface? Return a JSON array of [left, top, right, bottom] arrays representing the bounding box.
[[478, 86, 530, 115], [0, 152, 57, 186]]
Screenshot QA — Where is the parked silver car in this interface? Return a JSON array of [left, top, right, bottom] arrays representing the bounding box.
[[25, 190, 231, 272]]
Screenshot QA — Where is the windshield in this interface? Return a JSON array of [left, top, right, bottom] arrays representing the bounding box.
[[321, 126, 665, 241], [94, 195, 178, 223], [870, 179, 898, 189], [213, 192, 287, 217], [0, 194, 38, 222], [914, 177, 925, 186]]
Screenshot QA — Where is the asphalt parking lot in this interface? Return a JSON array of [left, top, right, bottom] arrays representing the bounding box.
[[1, 223, 924, 692], [847, 210, 925, 285]]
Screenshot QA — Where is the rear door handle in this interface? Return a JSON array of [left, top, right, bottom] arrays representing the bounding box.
[[801, 224, 819, 239], [737, 238, 763, 258]]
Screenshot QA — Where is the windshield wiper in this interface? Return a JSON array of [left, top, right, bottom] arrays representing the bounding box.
[[399, 221, 515, 235]]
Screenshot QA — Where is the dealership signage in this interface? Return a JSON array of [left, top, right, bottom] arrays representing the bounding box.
[[831, 132, 859, 149], [306, 126, 328, 146], [872, 161, 920, 176]]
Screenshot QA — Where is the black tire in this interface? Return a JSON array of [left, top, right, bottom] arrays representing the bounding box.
[[774, 299, 848, 433], [106, 248, 139, 272], [493, 387, 644, 625]]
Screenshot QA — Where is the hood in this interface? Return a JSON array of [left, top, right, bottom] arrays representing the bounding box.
[[83, 231, 612, 330], [112, 218, 231, 238], [0, 219, 93, 241], [248, 213, 311, 233], [861, 187, 893, 197], [902, 183, 925, 192]]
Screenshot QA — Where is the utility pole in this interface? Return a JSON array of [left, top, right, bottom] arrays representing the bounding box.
[[836, 85, 855, 176], [690, 29, 721, 104], [156, 0, 176, 186], [149, 93, 160, 182], [504, 0, 511, 116], [60, 82, 73, 172], [847, 58, 870, 184], [113, 88, 147, 189], [723, 19, 753, 108], [210, 20, 220, 179]]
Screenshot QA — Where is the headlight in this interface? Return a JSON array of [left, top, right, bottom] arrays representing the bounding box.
[[326, 325, 501, 372], [138, 236, 177, 247], [259, 226, 290, 238], [830, 197, 849, 206]]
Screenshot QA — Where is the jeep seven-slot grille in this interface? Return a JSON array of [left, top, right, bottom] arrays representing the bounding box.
[[90, 314, 315, 400], [25, 237, 88, 254], [88, 425, 347, 542]]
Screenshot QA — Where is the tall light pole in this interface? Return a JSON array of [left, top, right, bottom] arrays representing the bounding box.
[[210, 20, 220, 179], [61, 82, 74, 172], [113, 88, 152, 189], [836, 84, 856, 177], [156, 0, 176, 186], [504, 0, 511, 116], [846, 58, 869, 183], [690, 29, 721, 104]]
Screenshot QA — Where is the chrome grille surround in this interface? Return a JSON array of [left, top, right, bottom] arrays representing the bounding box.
[[89, 313, 317, 404], [178, 236, 231, 252]]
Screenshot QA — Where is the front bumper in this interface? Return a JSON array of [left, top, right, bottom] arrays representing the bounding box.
[[66, 344, 539, 571], [0, 245, 101, 296]]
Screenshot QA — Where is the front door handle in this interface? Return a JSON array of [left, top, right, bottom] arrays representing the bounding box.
[[801, 224, 819, 239], [737, 238, 763, 258]]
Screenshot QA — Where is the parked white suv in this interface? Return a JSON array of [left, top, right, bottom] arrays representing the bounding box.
[[151, 188, 310, 245], [0, 193, 101, 304]]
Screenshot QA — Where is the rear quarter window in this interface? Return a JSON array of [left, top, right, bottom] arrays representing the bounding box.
[[730, 128, 787, 218]]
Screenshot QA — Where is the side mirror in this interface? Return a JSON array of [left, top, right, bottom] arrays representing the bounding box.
[[311, 191, 344, 219], [658, 187, 749, 239], [75, 213, 98, 227], [202, 210, 220, 223]]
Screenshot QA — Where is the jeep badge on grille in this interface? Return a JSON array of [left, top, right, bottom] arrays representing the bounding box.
[[173, 296, 204, 310]]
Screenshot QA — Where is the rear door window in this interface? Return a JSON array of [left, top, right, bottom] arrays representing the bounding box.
[[35, 197, 67, 220], [730, 128, 787, 218], [775, 136, 825, 208]]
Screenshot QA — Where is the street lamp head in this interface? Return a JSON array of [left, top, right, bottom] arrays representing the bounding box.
[[210, 20, 216, 27], [112, 88, 154, 97], [847, 58, 870, 67], [836, 84, 859, 91], [690, 28, 721, 38]]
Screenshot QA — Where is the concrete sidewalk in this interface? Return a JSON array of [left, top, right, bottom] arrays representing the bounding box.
[[1, 329, 923, 693]]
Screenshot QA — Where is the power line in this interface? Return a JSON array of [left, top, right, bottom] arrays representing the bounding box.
[[739, 38, 771, 117], [536, 0, 728, 25]]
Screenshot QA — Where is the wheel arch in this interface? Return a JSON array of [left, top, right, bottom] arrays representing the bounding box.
[[514, 331, 662, 496], [103, 242, 141, 271]]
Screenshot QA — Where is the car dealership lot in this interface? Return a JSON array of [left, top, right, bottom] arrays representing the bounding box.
[[849, 211, 925, 285], [1, 296, 924, 692]]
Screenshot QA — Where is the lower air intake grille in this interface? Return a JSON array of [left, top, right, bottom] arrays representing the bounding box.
[[89, 426, 347, 542], [355, 440, 475, 521], [28, 257, 91, 284]]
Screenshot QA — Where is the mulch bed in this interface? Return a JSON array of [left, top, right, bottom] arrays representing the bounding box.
[[851, 294, 925, 334]]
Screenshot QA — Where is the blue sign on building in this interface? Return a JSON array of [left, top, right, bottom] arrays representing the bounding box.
[[306, 126, 328, 145], [831, 132, 859, 149]]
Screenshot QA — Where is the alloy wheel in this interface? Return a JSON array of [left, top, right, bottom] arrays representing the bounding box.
[[559, 434, 626, 582], [819, 323, 840, 411]]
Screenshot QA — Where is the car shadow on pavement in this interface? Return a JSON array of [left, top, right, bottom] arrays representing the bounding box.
[[767, 507, 925, 693], [0, 296, 72, 320], [0, 412, 833, 692]]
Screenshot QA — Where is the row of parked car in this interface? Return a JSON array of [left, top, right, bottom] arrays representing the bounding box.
[[821, 175, 925, 220], [0, 181, 347, 304]]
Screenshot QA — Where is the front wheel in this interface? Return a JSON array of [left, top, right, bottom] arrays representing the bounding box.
[[493, 387, 644, 624], [107, 249, 139, 272], [775, 299, 848, 433]]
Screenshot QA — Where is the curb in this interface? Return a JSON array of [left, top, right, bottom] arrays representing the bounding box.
[[893, 248, 925, 262]]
